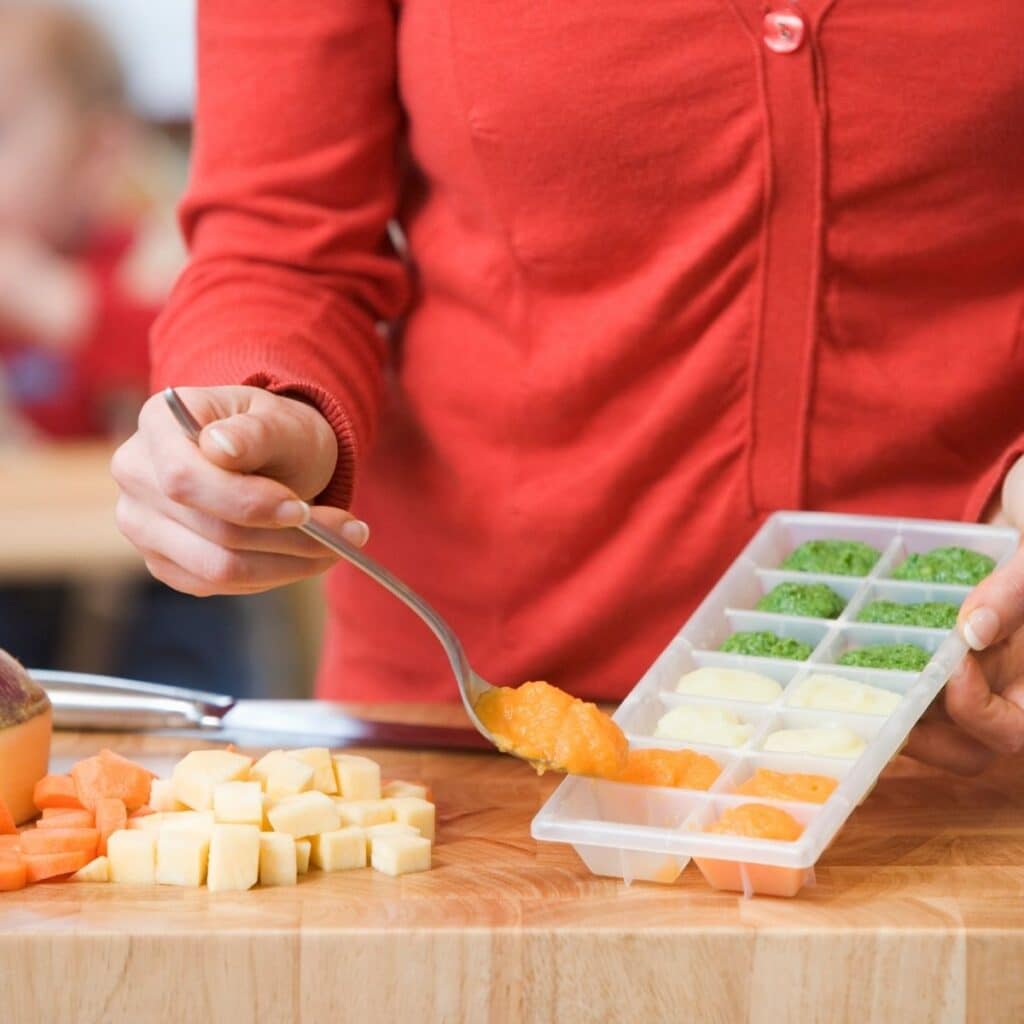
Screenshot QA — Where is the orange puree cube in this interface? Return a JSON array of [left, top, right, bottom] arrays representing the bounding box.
[[735, 769, 837, 804], [610, 748, 720, 790]]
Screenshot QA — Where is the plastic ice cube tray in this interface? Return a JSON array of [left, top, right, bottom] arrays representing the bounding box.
[[531, 511, 1019, 894]]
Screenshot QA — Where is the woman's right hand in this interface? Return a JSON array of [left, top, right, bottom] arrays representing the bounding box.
[[111, 385, 369, 596]]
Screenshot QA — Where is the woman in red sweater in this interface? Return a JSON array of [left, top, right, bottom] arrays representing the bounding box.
[[112, 2, 1024, 773]]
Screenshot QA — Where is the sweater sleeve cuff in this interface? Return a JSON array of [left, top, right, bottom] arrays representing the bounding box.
[[963, 440, 1024, 523]]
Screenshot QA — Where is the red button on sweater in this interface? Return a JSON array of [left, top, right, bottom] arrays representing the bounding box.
[[152, 1, 1024, 702]]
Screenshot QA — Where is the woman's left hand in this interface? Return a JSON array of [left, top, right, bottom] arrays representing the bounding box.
[[905, 457, 1024, 773]]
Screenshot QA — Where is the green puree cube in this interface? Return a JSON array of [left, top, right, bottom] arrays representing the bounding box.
[[781, 540, 881, 577], [892, 546, 995, 586], [856, 600, 958, 629], [837, 643, 930, 672], [719, 631, 813, 661], [757, 582, 845, 619]]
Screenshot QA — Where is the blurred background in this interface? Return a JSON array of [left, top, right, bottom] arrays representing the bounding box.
[[0, 0, 325, 698]]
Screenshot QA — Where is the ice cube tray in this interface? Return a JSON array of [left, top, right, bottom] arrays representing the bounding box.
[[531, 511, 1019, 896]]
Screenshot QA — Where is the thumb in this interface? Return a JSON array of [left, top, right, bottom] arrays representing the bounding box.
[[959, 544, 1024, 652]]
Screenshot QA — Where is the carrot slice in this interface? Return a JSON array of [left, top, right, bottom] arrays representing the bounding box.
[[0, 854, 27, 891], [0, 836, 21, 854], [41, 807, 77, 819], [70, 751, 152, 812], [0, 794, 15, 836], [128, 805, 155, 819], [95, 798, 127, 856], [33, 775, 84, 811], [19, 827, 99, 857], [37, 810, 95, 830], [23, 851, 90, 884]]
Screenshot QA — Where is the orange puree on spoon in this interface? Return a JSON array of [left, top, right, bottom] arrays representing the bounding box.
[[610, 748, 720, 790]]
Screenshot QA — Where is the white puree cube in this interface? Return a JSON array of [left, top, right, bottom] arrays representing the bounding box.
[[149, 778, 187, 813], [108, 830, 156, 884], [290, 748, 337, 794], [294, 839, 311, 875], [332, 754, 381, 800], [251, 750, 315, 799], [364, 822, 419, 855], [172, 749, 253, 811], [258, 833, 297, 887], [156, 831, 210, 887], [71, 856, 110, 882], [335, 799, 393, 828], [213, 781, 264, 825], [386, 797, 436, 841], [267, 791, 340, 837], [310, 828, 366, 872], [207, 824, 260, 892], [160, 811, 216, 837], [371, 835, 432, 877], [127, 812, 164, 832], [382, 780, 429, 801]]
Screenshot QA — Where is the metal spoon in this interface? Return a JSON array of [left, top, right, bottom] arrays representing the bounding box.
[[162, 387, 503, 748]]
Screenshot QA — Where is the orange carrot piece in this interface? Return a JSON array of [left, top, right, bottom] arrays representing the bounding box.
[[19, 827, 99, 858], [37, 810, 94, 830], [41, 807, 76, 819], [128, 805, 155, 819], [95, 798, 127, 856], [70, 751, 152, 812], [0, 854, 27, 891], [0, 836, 21, 854], [33, 775, 84, 811], [22, 851, 90, 884], [0, 794, 15, 836]]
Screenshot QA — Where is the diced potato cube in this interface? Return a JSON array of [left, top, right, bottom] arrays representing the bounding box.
[[127, 812, 164, 832], [382, 780, 430, 801], [172, 749, 253, 811], [386, 797, 436, 841], [149, 778, 187, 813], [156, 831, 210, 887], [332, 754, 381, 800], [71, 856, 110, 882], [108, 830, 156, 884], [335, 799, 393, 828], [251, 750, 315, 799], [371, 835, 432, 877], [213, 781, 263, 825], [310, 828, 366, 872], [266, 791, 340, 837], [290, 748, 337, 794], [261, 794, 273, 831], [207, 824, 260, 892], [258, 832, 297, 887], [295, 839, 311, 875], [364, 822, 419, 855], [159, 810, 216, 837]]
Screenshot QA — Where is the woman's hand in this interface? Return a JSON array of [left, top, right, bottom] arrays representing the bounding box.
[[112, 385, 368, 596], [905, 457, 1024, 773]]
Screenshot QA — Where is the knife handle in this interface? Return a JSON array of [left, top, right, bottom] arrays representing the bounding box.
[[29, 669, 234, 732]]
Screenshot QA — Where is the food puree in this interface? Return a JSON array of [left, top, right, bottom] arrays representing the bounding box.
[[676, 667, 782, 703], [706, 803, 803, 841], [763, 724, 866, 758], [856, 599, 958, 629], [654, 705, 753, 747], [736, 769, 837, 804], [781, 539, 880, 576], [892, 546, 994, 585], [719, 631, 812, 661], [610, 748, 720, 790], [756, 582, 845, 618], [785, 673, 901, 716], [837, 643, 930, 672]]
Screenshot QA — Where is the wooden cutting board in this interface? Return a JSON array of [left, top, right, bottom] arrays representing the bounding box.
[[1, 702, 1022, 1024]]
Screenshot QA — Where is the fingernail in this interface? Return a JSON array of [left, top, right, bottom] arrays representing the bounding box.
[[208, 428, 240, 458], [274, 500, 310, 527], [963, 607, 999, 651], [341, 519, 370, 547]]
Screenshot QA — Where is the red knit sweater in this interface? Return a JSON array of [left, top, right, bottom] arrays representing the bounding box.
[[153, 0, 1024, 701]]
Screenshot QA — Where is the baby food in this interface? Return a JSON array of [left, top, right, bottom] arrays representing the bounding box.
[[676, 666, 782, 703], [856, 599, 958, 629], [474, 681, 628, 776], [756, 582, 845, 618], [654, 705, 754, 747], [719, 631, 812, 661], [892, 546, 994, 585], [610, 748, 721, 790], [705, 803, 803, 841], [785, 672, 901, 716], [781, 539, 880, 576], [735, 769, 837, 804], [762, 724, 866, 758], [837, 643, 930, 672]]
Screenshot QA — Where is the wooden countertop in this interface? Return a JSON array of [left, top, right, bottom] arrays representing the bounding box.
[[2, 702, 1023, 1023]]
